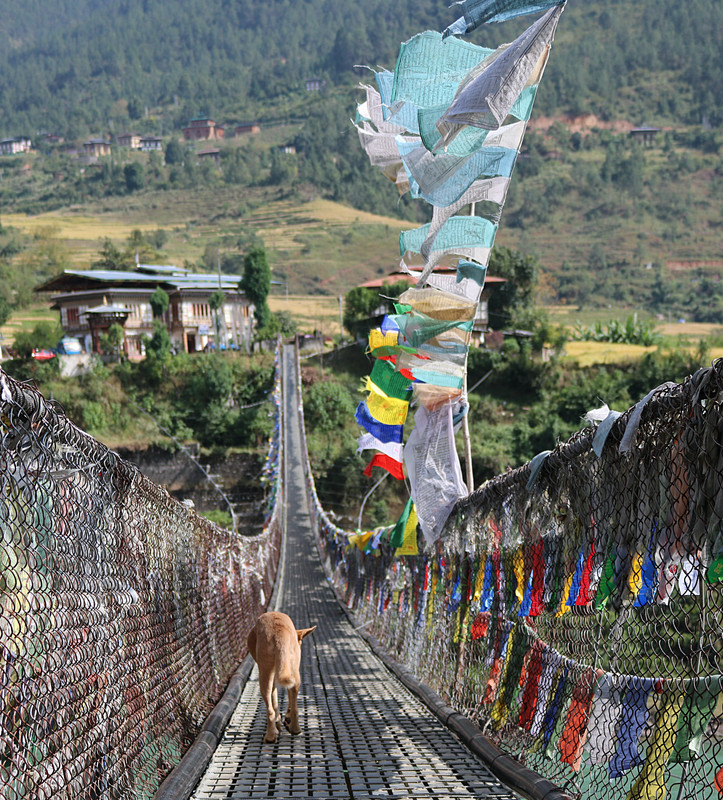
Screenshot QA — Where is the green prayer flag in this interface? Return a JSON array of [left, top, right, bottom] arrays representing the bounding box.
[[594, 547, 616, 608], [391, 497, 414, 548], [370, 359, 412, 400], [671, 677, 722, 762]]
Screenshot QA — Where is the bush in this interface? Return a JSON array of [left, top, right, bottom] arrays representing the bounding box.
[[12, 321, 65, 358], [303, 379, 356, 432], [82, 401, 108, 432]]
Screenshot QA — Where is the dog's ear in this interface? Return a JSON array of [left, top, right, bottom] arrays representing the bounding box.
[[296, 625, 316, 643]]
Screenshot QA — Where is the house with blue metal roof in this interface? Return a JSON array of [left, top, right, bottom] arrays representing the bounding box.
[[36, 264, 255, 359]]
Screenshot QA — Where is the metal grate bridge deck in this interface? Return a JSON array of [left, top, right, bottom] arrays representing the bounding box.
[[190, 346, 517, 800]]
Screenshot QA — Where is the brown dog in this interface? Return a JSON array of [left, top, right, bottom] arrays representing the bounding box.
[[246, 612, 316, 743]]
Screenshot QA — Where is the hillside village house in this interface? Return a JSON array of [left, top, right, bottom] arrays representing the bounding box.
[[197, 147, 220, 165], [140, 136, 163, 152], [35, 264, 255, 360], [0, 137, 32, 155], [234, 123, 261, 135], [82, 139, 111, 158], [357, 266, 505, 347], [182, 117, 224, 141], [117, 133, 142, 149]]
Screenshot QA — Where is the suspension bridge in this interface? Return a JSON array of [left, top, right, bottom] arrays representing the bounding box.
[[0, 343, 720, 800]]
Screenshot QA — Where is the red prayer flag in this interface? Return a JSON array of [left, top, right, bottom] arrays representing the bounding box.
[[363, 452, 405, 480]]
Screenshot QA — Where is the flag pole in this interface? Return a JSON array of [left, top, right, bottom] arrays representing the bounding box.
[[462, 201, 476, 493]]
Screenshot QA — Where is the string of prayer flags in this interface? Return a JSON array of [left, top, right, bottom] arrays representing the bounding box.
[[356, 322, 412, 480], [443, 0, 565, 38], [434, 5, 562, 147], [352, 0, 564, 544]]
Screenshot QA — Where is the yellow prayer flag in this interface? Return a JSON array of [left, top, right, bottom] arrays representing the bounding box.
[[628, 551, 644, 599], [366, 386, 409, 425], [348, 531, 375, 551], [395, 504, 419, 556], [625, 689, 685, 800], [472, 556, 487, 604], [555, 572, 574, 617], [368, 329, 398, 353], [513, 547, 525, 604]]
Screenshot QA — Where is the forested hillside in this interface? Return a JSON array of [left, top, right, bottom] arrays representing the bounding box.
[[0, 0, 721, 137], [1, 0, 722, 324]]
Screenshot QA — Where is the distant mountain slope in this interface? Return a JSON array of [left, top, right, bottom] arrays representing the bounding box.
[[0, 0, 721, 138]]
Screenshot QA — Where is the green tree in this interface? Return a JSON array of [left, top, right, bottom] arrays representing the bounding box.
[[304, 380, 356, 432], [343, 287, 379, 335], [126, 228, 157, 264], [209, 288, 225, 345], [181, 355, 235, 445], [164, 138, 184, 165], [0, 296, 12, 327], [92, 237, 134, 271], [145, 319, 171, 357], [149, 286, 170, 318], [343, 280, 410, 338], [99, 322, 125, 361], [241, 246, 271, 331], [124, 162, 145, 192], [487, 246, 540, 329], [139, 319, 173, 386]]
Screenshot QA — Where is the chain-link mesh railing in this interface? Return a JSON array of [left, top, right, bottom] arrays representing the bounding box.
[[311, 361, 723, 800], [0, 355, 283, 800]]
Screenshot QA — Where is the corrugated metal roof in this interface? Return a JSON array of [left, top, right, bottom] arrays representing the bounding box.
[[36, 267, 243, 293]]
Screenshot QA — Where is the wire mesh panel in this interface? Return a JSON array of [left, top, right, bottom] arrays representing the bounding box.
[[0, 362, 282, 800], [313, 362, 723, 800]]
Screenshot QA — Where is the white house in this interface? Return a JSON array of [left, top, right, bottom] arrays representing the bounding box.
[[35, 264, 255, 360]]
